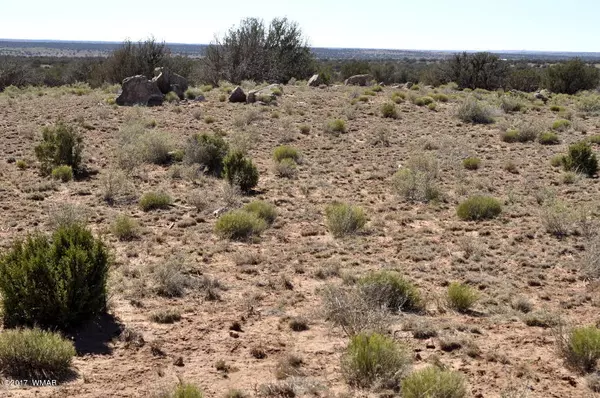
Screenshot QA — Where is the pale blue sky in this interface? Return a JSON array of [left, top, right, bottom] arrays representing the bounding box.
[[1, 0, 598, 52]]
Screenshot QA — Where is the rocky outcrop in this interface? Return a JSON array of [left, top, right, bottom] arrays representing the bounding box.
[[229, 86, 247, 103], [344, 74, 373, 86], [534, 89, 550, 103], [152, 67, 189, 99], [247, 84, 282, 104], [116, 75, 164, 106]]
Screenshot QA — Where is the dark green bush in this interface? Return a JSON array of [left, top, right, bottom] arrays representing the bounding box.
[[223, 150, 259, 192], [457, 196, 502, 221], [0, 223, 109, 330], [139, 191, 172, 211], [544, 59, 600, 95], [402, 366, 467, 398], [34, 121, 83, 176], [184, 133, 229, 175], [359, 271, 423, 312], [341, 332, 411, 389], [0, 328, 75, 379], [562, 141, 598, 177], [215, 210, 267, 241]]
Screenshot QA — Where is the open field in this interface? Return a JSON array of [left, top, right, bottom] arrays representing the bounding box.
[[1, 82, 600, 397]]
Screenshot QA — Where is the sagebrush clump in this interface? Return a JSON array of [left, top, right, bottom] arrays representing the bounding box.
[[562, 141, 598, 177], [558, 325, 600, 373], [0, 223, 109, 330], [447, 282, 479, 312], [184, 133, 229, 175], [139, 191, 172, 211], [456, 98, 494, 124]]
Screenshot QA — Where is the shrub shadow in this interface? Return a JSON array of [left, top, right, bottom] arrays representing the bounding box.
[[68, 312, 123, 355]]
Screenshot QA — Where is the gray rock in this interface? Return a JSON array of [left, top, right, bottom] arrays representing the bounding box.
[[344, 74, 373, 86], [152, 67, 189, 99], [247, 84, 282, 104], [534, 89, 550, 103], [116, 75, 164, 106], [308, 74, 323, 87], [405, 81, 414, 89], [229, 86, 247, 103]]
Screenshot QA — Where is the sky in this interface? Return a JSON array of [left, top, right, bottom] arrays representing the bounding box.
[[1, 0, 599, 52]]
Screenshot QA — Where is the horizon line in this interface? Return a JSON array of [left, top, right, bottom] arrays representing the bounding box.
[[1, 38, 600, 55]]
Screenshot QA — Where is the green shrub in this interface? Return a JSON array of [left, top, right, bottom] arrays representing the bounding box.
[[0, 223, 109, 330], [165, 91, 180, 103], [501, 129, 520, 143], [223, 150, 259, 192], [325, 119, 347, 134], [544, 59, 600, 94], [372, 85, 383, 92], [16, 159, 28, 169], [172, 382, 204, 398], [391, 92, 406, 103], [457, 196, 502, 221], [359, 271, 423, 312], [184, 133, 230, 175], [139, 191, 172, 211], [185, 88, 203, 100], [381, 102, 398, 118], [431, 93, 449, 102], [273, 145, 301, 163], [560, 326, 600, 373], [414, 96, 434, 106], [243, 200, 277, 224], [562, 141, 598, 177], [341, 332, 411, 388], [51, 165, 73, 182], [551, 154, 566, 167], [550, 105, 564, 112], [539, 132, 560, 145], [325, 202, 366, 237], [588, 135, 600, 145], [299, 124, 311, 134], [34, 121, 83, 176], [447, 282, 479, 312], [0, 328, 75, 379], [215, 210, 267, 241], [401, 366, 467, 398], [456, 98, 495, 124], [552, 119, 571, 131], [111, 214, 140, 241], [462, 157, 481, 170]]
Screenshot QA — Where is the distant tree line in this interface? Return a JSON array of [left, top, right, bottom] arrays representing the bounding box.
[[1, 20, 599, 94]]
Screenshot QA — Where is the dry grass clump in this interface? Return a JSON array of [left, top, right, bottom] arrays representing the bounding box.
[[116, 121, 173, 168], [381, 102, 398, 118], [111, 214, 140, 241]]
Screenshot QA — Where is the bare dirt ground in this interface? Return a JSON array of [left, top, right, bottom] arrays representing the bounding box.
[[0, 82, 599, 397]]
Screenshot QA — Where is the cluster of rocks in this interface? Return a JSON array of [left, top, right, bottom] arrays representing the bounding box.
[[116, 67, 189, 106], [228, 84, 283, 104]]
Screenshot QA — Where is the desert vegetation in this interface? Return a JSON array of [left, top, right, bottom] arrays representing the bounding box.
[[1, 17, 600, 398]]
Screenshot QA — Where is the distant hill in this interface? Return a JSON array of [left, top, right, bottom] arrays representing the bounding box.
[[2, 39, 600, 61]]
